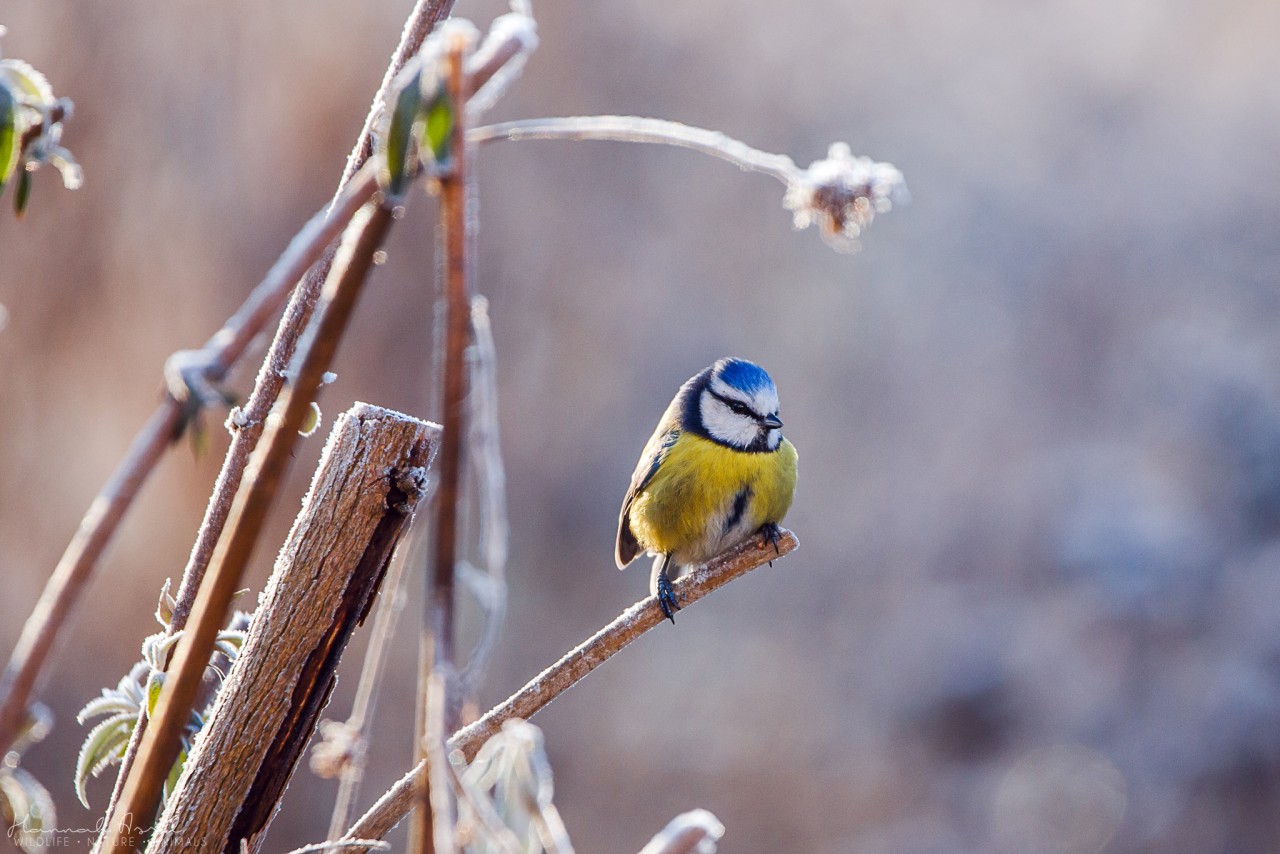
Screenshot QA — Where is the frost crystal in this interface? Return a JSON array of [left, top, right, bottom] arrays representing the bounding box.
[[784, 142, 906, 252]]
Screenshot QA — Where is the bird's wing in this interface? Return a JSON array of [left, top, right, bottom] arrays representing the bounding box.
[[615, 426, 680, 568]]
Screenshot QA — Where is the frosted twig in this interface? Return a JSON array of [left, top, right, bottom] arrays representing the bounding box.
[[637, 810, 725, 854], [101, 201, 398, 854], [91, 0, 460, 841], [340, 0, 462, 191], [465, 11, 539, 117], [88, 163, 380, 850], [411, 25, 476, 854], [426, 671, 457, 854], [470, 117, 906, 251], [285, 841, 391, 854], [458, 296, 509, 698], [317, 552, 412, 842], [470, 116, 798, 181], [339, 529, 799, 850]]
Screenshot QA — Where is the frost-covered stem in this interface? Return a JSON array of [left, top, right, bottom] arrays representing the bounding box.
[[168, 0, 455, 639], [102, 201, 397, 854], [469, 116, 801, 183], [173, 165, 381, 414], [2, 159, 375, 807], [324, 556, 411, 843], [412, 32, 472, 854], [93, 0, 456, 837], [456, 297, 508, 699], [340, 529, 799, 850], [425, 671, 456, 854], [89, 164, 379, 852], [637, 810, 725, 854]]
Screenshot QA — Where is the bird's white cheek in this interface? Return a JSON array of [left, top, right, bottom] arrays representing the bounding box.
[[700, 395, 758, 448], [766, 429, 781, 450]]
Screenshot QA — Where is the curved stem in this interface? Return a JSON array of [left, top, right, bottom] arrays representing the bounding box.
[[469, 116, 800, 183]]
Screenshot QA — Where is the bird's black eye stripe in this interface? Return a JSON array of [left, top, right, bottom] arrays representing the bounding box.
[[710, 389, 758, 419]]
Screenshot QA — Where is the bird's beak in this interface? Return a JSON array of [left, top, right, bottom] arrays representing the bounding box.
[[762, 413, 783, 429]]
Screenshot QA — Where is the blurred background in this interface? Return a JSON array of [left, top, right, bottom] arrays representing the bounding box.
[[3, 1, 1280, 851]]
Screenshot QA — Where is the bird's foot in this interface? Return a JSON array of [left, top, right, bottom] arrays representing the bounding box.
[[760, 522, 783, 564], [656, 572, 681, 623]]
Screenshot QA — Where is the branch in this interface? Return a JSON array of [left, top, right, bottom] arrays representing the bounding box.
[[145, 405, 439, 854], [637, 809, 725, 854], [412, 28, 474, 854], [470, 117, 906, 252], [469, 116, 799, 182], [340, 528, 799, 849], [88, 163, 378, 846], [101, 201, 397, 854], [92, 0, 460, 836], [317, 552, 412, 842]]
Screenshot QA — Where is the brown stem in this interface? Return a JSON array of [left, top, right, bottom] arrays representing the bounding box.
[[90, 165, 378, 845], [92, 0, 459, 836], [340, 529, 799, 851], [101, 201, 397, 854], [0, 113, 377, 765], [412, 30, 473, 854], [143, 404, 438, 854]]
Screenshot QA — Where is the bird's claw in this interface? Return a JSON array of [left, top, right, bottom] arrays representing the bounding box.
[[656, 573, 681, 623], [760, 522, 783, 557]]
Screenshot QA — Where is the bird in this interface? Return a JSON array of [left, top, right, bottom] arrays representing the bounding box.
[[616, 358, 798, 622]]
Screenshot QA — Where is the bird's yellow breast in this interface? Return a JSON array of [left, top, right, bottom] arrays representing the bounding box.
[[627, 433, 797, 565]]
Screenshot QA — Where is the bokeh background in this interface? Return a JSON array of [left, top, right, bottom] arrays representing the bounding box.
[[4, 1, 1280, 851]]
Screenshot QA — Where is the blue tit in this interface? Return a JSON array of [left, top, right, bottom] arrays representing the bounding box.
[[616, 358, 798, 621]]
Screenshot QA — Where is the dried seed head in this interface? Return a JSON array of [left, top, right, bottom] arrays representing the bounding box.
[[784, 142, 906, 252]]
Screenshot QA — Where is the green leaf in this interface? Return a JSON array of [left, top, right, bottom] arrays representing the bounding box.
[[13, 167, 30, 217], [0, 82, 17, 196], [383, 68, 423, 198], [422, 91, 453, 163], [146, 672, 166, 718], [162, 749, 187, 803], [74, 713, 135, 807]]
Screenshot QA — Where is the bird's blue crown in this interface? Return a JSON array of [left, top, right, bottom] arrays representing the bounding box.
[[713, 358, 775, 395]]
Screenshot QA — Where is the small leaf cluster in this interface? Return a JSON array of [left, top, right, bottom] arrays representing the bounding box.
[[377, 25, 472, 199], [0, 26, 81, 217], [74, 583, 250, 808]]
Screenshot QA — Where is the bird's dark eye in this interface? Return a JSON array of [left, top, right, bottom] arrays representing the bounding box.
[[730, 402, 751, 415]]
